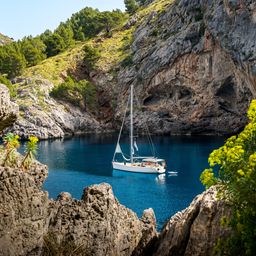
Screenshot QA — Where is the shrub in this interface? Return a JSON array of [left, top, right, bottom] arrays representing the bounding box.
[[200, 100, 256, 255], [83, 45, 101, 69], [50, 76, 97, 111], [0, 75, 17, 98]]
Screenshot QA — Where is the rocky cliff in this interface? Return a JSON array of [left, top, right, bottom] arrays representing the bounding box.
[[8, 78, 109, 139], [0, 33, 12, 46], [0, 84, 18, 132], [114, 0, 256, 135], [152, 186, 231, 256], [5, 0, 256, 138], [0, 165, 157, 256]]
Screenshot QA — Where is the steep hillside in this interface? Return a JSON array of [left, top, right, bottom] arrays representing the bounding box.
[[114, 0, 256, 135], [0, 33, 12, 45], [6, 0, 256, 138]]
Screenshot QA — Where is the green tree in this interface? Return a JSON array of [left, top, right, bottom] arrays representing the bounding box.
[[21, 36, 46, 66], [3, 133, 20, 166], [99, 10, 126, 35], [44, 33, 66, 57], [0, 43, 26, 78], [20, 136, 39, 170], [124, 0, 139, 14], [55, 23, 75, 49], [200, 100, 256, 255], [83, 45, 100, 69]]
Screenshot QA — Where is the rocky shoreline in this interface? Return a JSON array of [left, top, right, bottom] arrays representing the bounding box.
[[0, 84, 231, 255]]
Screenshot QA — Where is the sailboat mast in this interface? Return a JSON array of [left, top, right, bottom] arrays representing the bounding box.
[[130, 84, 134, 164]]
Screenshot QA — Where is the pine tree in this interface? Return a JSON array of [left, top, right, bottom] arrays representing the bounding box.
[[21, 36, 46, 66], [124, 0, 139, 14], [55, 23, 75, 49]]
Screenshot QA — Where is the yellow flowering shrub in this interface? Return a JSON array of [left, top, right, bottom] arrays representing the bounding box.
[[201, 100, 256, 255]]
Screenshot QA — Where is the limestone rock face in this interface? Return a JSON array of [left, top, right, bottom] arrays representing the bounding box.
[[0, 163, 157, 256], [152, 186, 231, 256], [115, 0, 256, 135], [0, 84, 18, 132], [47, 183, 157, 256], [0, 167, 49, 256], [8, 78, 107, 139]]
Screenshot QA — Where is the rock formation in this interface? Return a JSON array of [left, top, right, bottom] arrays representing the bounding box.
[[4, 0, 255, 138], [8, 78, 109, 139], [0, 166, 49, 256], [0, 163, 157, 255], [0, 33, 12, 45], [152, 186, 231, 256], [0, 84, 18, 132], [47, 184, 157, 256], [115, 0, 256, 135]]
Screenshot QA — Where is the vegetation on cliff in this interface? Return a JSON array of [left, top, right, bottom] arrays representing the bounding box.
[[201, 100, 256, 255], [0, 8, 126, 78], [50, 76, 97, 111], [0, 132, 39, 170]]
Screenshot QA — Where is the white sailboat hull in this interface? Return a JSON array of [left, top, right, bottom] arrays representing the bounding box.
[[112, 162, 165, 174]]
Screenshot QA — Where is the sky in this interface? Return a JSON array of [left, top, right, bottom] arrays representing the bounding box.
[[0, 0, 125, 40]]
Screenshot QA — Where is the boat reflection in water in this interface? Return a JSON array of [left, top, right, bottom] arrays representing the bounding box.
[[155, 171, 178, 185]]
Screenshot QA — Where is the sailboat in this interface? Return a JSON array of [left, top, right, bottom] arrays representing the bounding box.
[[112, 84, 166, 174]]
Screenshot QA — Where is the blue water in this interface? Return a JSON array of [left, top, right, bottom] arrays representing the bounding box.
[[21, 135, 224, 229]]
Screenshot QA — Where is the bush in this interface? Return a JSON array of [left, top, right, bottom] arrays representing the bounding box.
[[83, 45, 101, 69], [0, 75, 17, 98], [200, 100, 256, 255], [50, 76, 97, 111]]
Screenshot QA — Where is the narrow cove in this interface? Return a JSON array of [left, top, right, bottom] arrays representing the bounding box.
[[19, 134, 224, 229]]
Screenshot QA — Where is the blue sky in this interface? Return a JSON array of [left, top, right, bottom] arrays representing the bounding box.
[[0, 0, 125, 40]]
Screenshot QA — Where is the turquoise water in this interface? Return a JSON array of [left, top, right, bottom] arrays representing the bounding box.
[[24, 135, 224, 229]]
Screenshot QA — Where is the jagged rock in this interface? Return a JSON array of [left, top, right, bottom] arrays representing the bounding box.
[[0, 162, 157, 256], [0, 167, 49, 256], [152, 186, 231, 256], [47, 183, 157, 256], [0, 84, 18, 132]]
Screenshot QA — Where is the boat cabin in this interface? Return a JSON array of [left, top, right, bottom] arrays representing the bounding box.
[[141, 158, 166, 167]]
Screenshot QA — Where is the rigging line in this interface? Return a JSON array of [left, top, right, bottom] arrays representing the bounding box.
[[133, 91, 157, 157], [112, 89, 130, 161]]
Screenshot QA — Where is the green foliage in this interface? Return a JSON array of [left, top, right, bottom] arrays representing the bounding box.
[[2, 133, 20, 166], [200, 100, 256, 255], [83, 45, 101, 69], [55, 23, 75, 49], [43, 33, 66, 57], [50, 76, 97, 111], [0, 133, 39, 170], [121, 54, 134, 67], [68, 8, 126, 40], [21, 36, 46, 66], [124, 0, 139, 14], [0, 43, 26, 78], [0, 75, 17, 97], [20, 136, 39, 170]]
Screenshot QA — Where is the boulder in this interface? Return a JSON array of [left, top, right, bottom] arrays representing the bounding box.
[[152, 186, 231, 256], [47, 183, 157, 256]]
